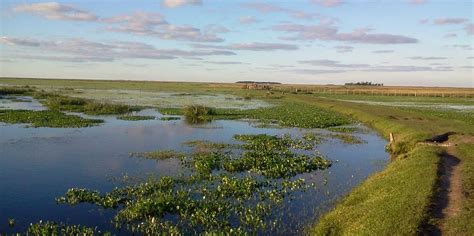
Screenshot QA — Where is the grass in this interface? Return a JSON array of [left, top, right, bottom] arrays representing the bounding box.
[[328, 133, 366, 144], [305, 93, 473, 234], [117, 115, 154, 121], [312, 146, 440, 235], [129, 150, 185, 160], [182, 105, 216, 123], [0, 109, 103, 128], [327, 126, 361, 133], [159, 99, 351, 129], [444, 143, 474, 235], [0, 86, 34, 95], [44, 96, 140, 115], [182, 140, 237, 150], [160, 116, 180, 121]]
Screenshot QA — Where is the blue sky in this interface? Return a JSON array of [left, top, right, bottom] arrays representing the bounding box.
[[0, 0, 472, 87]]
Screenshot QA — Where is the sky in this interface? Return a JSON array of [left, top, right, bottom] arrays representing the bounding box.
[[0, 0, 473, 87]]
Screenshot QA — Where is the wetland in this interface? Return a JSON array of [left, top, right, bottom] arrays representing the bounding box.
[[0, 86, 388, 235]]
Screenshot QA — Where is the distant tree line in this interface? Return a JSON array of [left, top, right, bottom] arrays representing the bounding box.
[[236, 81, 282, 84], [344, 82, 383, 86]]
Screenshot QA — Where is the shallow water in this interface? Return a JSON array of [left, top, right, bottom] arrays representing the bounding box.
[[339, 99, 474, 111], [0, 98, 389, 234], [62, 89, 272, 110], [0, 96, 46, 111]]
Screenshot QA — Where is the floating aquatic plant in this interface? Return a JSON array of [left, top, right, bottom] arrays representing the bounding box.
[[129, 150, 185, 160], [0, 109, 103, 128], [117, 115, 154, 121]]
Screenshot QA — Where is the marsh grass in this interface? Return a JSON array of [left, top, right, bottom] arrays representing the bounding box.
[[327, 126, 361, 133], [26, 221, 105, 235], [182, 105, 216, 123], [0, 109, 103, 128], [45, 96, 140, 115], [0, 87, 33, 95], [117, 115, 154, 121], [159, 100, 351, 128], [160, 116, 181, 121], [129, 150, 185, 160], [182, 140, 238, 151], [328, 133, 367, 144]]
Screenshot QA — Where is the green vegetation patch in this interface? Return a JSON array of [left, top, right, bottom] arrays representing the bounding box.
[[160, 116, 181, 121], [328, 133, 367, 144], [327, 126, 361, 133], [26, 220, 107, 235], [312, 146, 440, 235], [158, 100, 351, 128], [182, 140, 238, 150], [0, 86, 34, 96], [58, 175, 310, 234], [129, 150, 185, 160], [58, 133, 330, 234], [45, 96, 140, 115], [224, 134, 330, 178], [117, 115, 155, 121], [0, 110, 103, 128], [182, 105, 216, 123]]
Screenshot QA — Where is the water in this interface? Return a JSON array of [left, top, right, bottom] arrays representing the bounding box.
[[63, 89, 272, 110], [339, 99, 474, 111], [0, 97, 389, 234]]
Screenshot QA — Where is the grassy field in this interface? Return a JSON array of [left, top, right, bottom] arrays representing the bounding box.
[[1, 77, 473, 234], [291, 93, 472, 234]]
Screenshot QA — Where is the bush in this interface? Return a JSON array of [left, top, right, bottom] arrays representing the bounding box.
[[183, 105, 216, 121]]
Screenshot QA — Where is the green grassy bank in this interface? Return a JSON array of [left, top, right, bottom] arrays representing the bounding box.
[[305, 94, 473, 235]]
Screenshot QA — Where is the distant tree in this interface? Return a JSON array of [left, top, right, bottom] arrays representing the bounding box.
[[345, 81, 383, 86]]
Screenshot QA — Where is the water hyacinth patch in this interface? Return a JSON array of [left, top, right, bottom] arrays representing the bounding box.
[[57, 133, 331, 234], [160, 116, 181, 121], [0, 109, 103, 128], [26, 221, 106, 235], [129, 150, 185, 160], [117, 115, 155, 121]]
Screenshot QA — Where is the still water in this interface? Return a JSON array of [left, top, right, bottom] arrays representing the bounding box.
[[0, 98, 389, 234]]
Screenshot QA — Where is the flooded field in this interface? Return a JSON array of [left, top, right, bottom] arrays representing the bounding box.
[[338, 99, 474, 111], [31, 87, 272, 110], [0, 95, 388, 234]]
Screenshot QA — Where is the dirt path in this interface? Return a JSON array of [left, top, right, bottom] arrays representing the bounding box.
[[420, 133, 464, 235], [438, 146, 463, 231]]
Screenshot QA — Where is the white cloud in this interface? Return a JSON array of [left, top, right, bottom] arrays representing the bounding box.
[[297, 59, 452, 72], [192, 42, 298, 51], [407, 56, 447, 60], [103, 11, 224, 42], [162, 0, 202, 8], [272, 23, 418, 44], [0, 36, 235, 62], [310, 0, 343, 7], [13, 2, 97, 21], [239, 16, 259, 24], [433, 18, 468, 25]]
